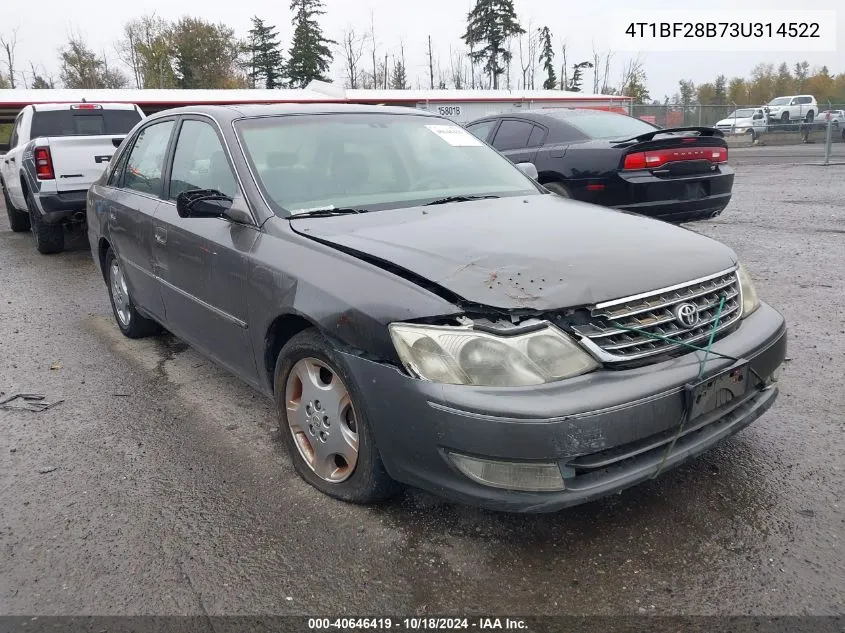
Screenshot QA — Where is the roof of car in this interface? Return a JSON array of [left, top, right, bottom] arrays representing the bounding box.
[[147, 102, 440, 122]]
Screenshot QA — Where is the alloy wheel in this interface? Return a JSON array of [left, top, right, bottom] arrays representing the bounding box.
[[284, 357, 359, 483]]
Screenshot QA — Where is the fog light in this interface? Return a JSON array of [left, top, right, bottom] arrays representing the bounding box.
[[447, 452, 566, 492]]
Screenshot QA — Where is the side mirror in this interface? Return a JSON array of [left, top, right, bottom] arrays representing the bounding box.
[[515, 162, 539, 180], [176, 189, 233, 219]]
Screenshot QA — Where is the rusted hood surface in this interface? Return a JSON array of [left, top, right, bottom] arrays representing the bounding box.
[[290, 195, 737, 310]]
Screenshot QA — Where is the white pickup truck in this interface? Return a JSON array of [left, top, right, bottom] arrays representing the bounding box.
[[1, 102, 145, 253]]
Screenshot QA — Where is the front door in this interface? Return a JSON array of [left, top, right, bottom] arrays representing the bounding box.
[[107, 119, 176, 320], [152, 118, 260, 383]]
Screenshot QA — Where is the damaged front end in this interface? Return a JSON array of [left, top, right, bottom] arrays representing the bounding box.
[[386, 312, 601, 387]]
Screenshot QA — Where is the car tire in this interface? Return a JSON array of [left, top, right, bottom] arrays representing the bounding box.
[[274, 328, 401, 504], [2, 182, 31, 232], [805, 110, 814, 123], [104, 247, 161, 339], [780, 112, 790, 125], [27, 192, 64, 254], [746, 128, 757, 142], [544, 182, 571, 198]]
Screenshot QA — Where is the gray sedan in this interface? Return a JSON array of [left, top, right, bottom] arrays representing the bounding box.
[[86, 104, 787, 513]]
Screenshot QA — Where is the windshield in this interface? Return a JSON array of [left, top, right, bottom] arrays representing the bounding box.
[[235, 113, 540, 215], [727, 109, 756, 118], [31, 109, 142, 137], [768, 97, 791, 106], [556, 112, 658, 140]]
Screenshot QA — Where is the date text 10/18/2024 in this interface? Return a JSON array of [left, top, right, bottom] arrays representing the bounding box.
[[308, 618, 528, 630]]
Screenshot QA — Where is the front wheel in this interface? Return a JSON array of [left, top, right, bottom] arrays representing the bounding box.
[[275, 328, 400, 504], [105, 248, 161, 338], [805, 110, 814, 123]]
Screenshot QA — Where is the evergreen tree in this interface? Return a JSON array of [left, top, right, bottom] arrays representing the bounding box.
[[287, 0, 335, 88], [568, 61, 593, 92], [391, 59, 407, 89], [247, 16, 284, 89], [462, 0, 524, 90], [538, 26, 555, 90]]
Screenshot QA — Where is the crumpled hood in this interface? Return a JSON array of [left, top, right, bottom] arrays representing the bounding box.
[[289, 195, 737, 310]]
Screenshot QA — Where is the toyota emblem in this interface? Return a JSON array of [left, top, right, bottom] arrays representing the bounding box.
[[674, 302, 700, 328]]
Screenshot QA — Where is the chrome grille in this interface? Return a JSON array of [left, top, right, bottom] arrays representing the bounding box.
[[572, 268, 742, 363]]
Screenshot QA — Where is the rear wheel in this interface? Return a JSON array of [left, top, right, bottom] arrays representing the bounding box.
[[275, 328, 400, 504], [27, 192, 64, 254], [105, 248, 161, 338], [2, 182, 30, 232], [544, 182, 571, 198]]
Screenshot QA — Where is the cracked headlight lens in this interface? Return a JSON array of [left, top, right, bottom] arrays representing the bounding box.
[[738, 263, 760, 317], [389, 322, 600, 386]]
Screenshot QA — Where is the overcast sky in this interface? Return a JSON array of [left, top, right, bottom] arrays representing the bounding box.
[[1, 0, 842, 99]]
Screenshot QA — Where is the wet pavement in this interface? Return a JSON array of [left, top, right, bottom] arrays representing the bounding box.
[[1, 152, 843, 616]]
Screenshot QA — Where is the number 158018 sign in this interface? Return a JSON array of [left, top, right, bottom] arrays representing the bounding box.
[[436, 105, 463, 118]]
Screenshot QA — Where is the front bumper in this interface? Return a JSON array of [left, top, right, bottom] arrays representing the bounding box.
[[342, 302, 786, 513]]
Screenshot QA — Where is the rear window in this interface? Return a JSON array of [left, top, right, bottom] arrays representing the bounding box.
[[31, 109, 142, 138], [557, 112, 658, 140]]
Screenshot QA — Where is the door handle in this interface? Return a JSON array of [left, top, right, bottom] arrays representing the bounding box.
[[154, 226, 167, 246], [8, 157, 15, 163], [108, 210, 117, 221]]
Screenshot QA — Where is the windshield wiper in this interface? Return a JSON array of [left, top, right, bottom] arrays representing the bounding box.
[[289, 208, 370, 218], [423, 194, 500, 206]]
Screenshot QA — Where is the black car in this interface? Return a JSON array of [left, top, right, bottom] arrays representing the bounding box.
[[465, 109, 735, 223]]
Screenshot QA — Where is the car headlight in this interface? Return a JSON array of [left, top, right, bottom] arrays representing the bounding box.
[[737, 263, 760, 317], [388, 322, 600, 386]]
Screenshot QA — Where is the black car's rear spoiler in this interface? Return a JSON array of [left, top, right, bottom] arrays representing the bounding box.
[[611, 126, 725, 147]]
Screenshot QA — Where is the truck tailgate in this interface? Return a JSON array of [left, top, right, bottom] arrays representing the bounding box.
[[46, 135, 124, 193]]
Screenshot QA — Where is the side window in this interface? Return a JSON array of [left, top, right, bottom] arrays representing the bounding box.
[[169, 120, 239, 200], [527, 125, 547, 147], [124, 121, 174, 196], [107, 138, 133, 186], [9, 115, 22, 148], [466, 120, 496, 142], [491, 120, 534, 151]]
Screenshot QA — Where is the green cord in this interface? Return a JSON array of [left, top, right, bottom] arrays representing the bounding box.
[[609, 295, 727, 478]]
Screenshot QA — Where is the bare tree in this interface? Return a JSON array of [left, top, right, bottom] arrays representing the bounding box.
[[518, 21, 538, 90], [368, 12, 378, 90], [449, 45, 466, 89], [427, 35, 434, 89], [339, 27, 365, 88], [0, 27, 19, 88], [618, 54, 645, 94], [601, 51, 614, 93]]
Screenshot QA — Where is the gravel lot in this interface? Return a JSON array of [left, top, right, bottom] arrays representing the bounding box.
[[1, 145, 843, 618]]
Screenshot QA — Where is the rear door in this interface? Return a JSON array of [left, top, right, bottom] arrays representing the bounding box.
[[490, 119, 544, 164], [107, 119, 177, 320], [152, 117, 260, 381]]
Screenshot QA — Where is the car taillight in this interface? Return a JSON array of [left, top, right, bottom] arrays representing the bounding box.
[[70, 103, 102, 110], [34, 147, 55, 180], [623, 146, 728, 170]]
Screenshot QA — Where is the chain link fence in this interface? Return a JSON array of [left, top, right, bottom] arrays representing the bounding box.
[[631, 103, 845, 163]]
